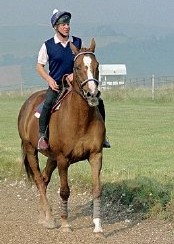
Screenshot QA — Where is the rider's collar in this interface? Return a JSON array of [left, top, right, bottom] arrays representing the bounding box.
[[54, 34, 73, 45]]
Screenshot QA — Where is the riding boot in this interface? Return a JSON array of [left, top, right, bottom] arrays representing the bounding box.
[[98, 98, 111, 148], [103, 137, 111, 148], [37, 105, 50, 150]]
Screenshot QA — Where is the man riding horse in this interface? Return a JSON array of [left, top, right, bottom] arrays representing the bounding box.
[[36, 9, 111, 150]]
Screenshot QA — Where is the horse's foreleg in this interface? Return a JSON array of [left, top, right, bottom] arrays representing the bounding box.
[[42, 158, 57, 186], [26, 150, 56, 229], [89, 153, 103, 233], [38, 158, 57, 228], [57, 157, 71, 232]]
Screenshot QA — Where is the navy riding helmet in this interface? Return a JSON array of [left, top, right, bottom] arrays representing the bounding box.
[[51, 9, 71, 27]]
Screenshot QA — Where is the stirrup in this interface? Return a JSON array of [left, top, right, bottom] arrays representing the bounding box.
[[37, 136, 49, 150]]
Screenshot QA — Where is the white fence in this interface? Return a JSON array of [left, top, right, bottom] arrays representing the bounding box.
[[99, 75, 174, 90], [1, 75, 174, 100]]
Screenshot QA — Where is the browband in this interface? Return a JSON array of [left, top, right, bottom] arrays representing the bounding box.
[[74, 51, 95, 61]]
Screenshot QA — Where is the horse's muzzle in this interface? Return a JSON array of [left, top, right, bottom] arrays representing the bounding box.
[[86, 91, 100, 107], [87, 96, 99, 107]]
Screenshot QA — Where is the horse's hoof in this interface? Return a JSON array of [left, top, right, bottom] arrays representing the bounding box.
[[39, 219, 58, 229], [94, 232, 105, 239], [59, 226, 73, 233], [44, 221, 58, 229]]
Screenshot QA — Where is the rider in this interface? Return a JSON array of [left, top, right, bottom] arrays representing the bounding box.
[[36, 9, 111, 150]]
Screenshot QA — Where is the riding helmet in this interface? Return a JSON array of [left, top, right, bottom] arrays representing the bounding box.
[[51, 9, 71, 27]]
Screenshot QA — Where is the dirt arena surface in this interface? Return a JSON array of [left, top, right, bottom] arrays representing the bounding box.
[[0, 179, 174, 244]]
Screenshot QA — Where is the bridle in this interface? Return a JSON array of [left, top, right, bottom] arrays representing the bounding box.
[[74, 51, 99, 87], [73, 51, 100, 106], [74, 51, 94, 61]]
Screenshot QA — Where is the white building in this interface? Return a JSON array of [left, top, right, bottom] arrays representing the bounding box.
[[99, 64, 127, 88]]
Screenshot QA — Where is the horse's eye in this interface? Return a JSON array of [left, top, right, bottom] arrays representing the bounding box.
[[74, 66, 81, 71]]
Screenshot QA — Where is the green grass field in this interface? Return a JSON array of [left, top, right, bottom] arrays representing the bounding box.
[[1, 89, 174, 219]]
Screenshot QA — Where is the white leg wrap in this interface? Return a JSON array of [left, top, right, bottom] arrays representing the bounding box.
[[93, 218, 103, 233]]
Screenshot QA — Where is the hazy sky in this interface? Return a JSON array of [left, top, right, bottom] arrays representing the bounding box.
[[0, 0, 174, 29]]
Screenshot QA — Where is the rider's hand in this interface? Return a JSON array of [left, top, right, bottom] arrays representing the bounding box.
[[48, 79, 59, 91], [66, 73, 73, 83], [65, 73, 73, 87]]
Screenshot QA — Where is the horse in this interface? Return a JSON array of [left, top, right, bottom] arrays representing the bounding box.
[[18, 38, 105, 234]]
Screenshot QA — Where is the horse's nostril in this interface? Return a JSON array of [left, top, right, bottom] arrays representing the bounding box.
[[87, 92, 91, 97]]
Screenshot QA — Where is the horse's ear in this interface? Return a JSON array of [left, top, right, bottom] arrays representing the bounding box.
[[70, 42, 79, 55], [89, 38, 96, 53]]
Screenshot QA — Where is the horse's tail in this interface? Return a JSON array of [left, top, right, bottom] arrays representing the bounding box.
[[21, 142, 34, 181]]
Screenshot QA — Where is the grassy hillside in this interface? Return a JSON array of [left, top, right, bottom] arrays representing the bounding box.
[[1, 89, 174, 219], [0, 24, 174, 79]]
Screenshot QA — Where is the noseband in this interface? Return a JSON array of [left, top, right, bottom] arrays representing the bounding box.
[[73, 51, 100, 106]]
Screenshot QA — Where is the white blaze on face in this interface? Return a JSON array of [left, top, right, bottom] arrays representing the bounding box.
[[83, 56, 96, 93]]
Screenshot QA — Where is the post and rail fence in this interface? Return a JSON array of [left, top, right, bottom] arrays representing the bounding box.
[[1, 75, 174, 100]]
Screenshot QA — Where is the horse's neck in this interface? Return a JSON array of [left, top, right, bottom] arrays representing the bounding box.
[[70, 90, 95, 123]]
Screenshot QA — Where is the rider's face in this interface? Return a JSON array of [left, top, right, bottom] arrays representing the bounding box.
[[56, 23, 70, 37]]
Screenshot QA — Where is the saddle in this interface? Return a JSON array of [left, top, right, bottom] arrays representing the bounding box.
[[35, 75, 72, 118]]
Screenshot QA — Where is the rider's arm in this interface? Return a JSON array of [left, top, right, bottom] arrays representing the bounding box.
[[36, 43, 58, 91]]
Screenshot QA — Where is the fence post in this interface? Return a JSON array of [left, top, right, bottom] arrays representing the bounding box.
[[151, 74, 155, 100], [20, 80, 23, 96]]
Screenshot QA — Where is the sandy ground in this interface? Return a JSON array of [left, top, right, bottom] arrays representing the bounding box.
[[0, 179, 174, 244]]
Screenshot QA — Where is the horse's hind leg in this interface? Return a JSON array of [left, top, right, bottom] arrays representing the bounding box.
[[23, 143, 56, 229]]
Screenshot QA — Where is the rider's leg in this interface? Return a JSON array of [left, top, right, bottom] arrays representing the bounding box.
[[98, 98, 111, 148], [38, 87, 60, 150]]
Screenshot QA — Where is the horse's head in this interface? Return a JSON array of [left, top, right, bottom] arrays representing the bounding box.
[[70, 38, 100, 107]]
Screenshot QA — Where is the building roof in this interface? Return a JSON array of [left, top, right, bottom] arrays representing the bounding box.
[[99, 64, 127, 75]]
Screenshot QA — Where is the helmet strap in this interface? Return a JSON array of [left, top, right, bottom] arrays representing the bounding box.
[[58, 30, 67, 38]]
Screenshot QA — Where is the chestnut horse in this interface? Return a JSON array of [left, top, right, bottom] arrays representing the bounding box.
[[18, 38, 105, 233]]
